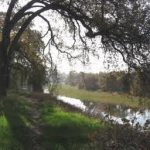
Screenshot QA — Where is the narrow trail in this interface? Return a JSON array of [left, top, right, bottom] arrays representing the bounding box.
[[26, 98, 43, 150]]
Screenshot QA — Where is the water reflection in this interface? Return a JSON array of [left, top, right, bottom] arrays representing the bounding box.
[[57, 96, 86, 110], [43, 88, 49, 94], [57, 95, 150, 129], [43, 88, 150, 129]]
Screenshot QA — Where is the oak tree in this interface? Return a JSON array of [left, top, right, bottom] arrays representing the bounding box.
[[0, 0, 150, 97]]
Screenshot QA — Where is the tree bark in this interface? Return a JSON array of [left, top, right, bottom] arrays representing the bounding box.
[[32, 84, 43, 93], [0, 46, 10, 98], [0, 64, 9, 98]]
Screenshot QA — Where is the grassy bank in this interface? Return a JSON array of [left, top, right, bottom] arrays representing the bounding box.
[[0, 94, 32, 150], [40, 102, 105, 149], [58, 85, 150, 108], [0, 93, 105, 149], [37, 93, 150, 150], [0, 92, 150, 149], [0, 115, 23, 150]]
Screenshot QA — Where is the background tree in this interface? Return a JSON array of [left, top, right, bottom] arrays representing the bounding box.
[[12, 29, 46, 92], [65, 71, 143, 95], [66, 71, 79, 86], [79, 73, 99, 91]]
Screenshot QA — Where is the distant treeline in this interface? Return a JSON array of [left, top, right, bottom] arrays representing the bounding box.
[[63, 71, 150, 97]]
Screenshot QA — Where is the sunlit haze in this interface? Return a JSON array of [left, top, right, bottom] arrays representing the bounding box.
[[33, 15, 127, 74]]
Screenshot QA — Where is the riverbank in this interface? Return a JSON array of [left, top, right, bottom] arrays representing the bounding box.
[[0, 93, 105, 149], [58, 85, 150, 108], [0, 92, 150, 149]]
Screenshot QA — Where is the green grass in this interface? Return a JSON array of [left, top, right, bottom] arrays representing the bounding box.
[[41, 105, 102, 132], [0, 94, 32, 150], [58, 85, 150, 108], [0, 115, 23, 150], [0, 92, 149, 150], [40, 101, 106, 149], [0, 92, 107, 150], [39, 98, 150, 149]]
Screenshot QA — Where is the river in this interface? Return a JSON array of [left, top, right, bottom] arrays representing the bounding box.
[[44, 88, 150, 130]]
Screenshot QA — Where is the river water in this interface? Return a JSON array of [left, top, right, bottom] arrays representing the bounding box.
[[44, 88, 150, 129]]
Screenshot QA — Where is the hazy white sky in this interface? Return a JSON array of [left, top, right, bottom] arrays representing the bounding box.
[[33, 13, 127, 74], [56, 54, 127, 74]]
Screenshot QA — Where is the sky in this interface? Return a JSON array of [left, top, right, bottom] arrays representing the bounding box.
[[0, 0, 127, 74], [33, 13, 127, 74], [53, 48, 127, 74]]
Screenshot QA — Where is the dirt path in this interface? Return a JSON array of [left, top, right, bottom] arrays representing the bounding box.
[[26, 98, 43, 150]]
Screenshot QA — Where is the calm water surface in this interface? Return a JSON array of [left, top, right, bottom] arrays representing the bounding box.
[[57, 96, 150, 129], [44, 88, 150, 129]]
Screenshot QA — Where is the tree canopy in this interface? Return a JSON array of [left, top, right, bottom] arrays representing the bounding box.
[[0, 0, 150, 97]]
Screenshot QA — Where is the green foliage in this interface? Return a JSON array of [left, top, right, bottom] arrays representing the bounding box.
[[9, 29, 47, 92], [65, 71, 130, 92], [28, 63, 46, 92], [130, 72, 143, 96], [130, 70, 150, 97], [81, 73, 99, 91], [99, 71, 130, 93]]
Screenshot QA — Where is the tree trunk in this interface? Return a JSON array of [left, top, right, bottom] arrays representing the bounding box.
[[0, 65, 9, 98], [32, 83, 43, 93], [0, 47, 10, 98]]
